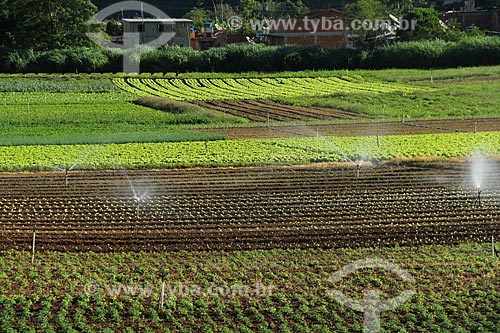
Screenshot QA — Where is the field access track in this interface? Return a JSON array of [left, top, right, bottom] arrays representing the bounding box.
[[200, 118, 500, 139], [0, 162, 498, 252]]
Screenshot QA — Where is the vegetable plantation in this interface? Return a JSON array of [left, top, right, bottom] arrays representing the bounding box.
[[0, 244, 497, 332], [0, 132, 498, 171], [1, 162, 498, 251], [0, 67, 499, 333]]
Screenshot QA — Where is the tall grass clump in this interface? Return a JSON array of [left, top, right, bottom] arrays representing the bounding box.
[[442, 36, 500, 67], [365, 39, 451, 69], [2, 36, 500, 73]]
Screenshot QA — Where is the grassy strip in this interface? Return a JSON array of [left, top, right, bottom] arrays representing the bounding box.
[[0, 243, 497, 331], [0, 77, 117, 92], [275, 78, 500, 120], [0, 132, 498, 171], [133, 96, 247, 124], [0, 90, 245, 137], [0, 131, 226, 146]]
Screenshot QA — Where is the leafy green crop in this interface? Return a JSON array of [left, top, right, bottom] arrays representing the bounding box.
[[0, 132, 498, 171], [0, 243, 497, 332], [114, 76, 427, 102]]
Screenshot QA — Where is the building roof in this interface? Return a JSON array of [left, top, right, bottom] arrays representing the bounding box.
[[122, 18, 192, 23], [301, 8, 344, 19]]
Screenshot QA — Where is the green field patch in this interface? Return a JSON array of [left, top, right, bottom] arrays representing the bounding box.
[[0, 132, 498, 171], [0, 90, 244, 139], [0, 243, 497, 332], [0, 131, 225, 146], [275, 78, 500, 120]]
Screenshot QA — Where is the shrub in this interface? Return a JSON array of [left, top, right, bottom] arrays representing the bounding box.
[[2, 36, 500, 73]]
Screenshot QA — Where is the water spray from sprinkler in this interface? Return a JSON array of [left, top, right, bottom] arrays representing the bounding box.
[[124, 174, 149, 219], [135, 196, 141, 219], [471, 153, 489, 208]]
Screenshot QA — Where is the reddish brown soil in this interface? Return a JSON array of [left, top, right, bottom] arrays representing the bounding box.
[[200, 118, 500, 139], [196, 100, 362, 122], [0, 162, 498, 252]]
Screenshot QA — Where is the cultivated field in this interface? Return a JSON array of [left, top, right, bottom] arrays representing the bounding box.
[[0, 161, 498, 252], [0, 68, 499, 333]]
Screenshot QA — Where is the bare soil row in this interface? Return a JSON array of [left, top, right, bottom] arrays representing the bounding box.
[[200, 118, 500, 139]]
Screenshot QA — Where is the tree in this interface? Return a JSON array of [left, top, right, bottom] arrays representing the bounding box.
[[0, 0, 16, 48], [398, 8, 444, 41], [185, 8, 211, 31], [344, 0, 385, 48], [0, 0, 97, 50], [105, 20, 123, 37], [271, 0, 309, 18]]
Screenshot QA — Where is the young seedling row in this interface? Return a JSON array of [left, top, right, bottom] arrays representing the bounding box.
[[0, 162, 498, 252]]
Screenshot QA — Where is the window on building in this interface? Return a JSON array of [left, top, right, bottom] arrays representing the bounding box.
[[158, 24, 165, 32], [137, 24, 145, 32]]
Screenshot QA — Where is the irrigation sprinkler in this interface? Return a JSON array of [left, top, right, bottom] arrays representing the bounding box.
[[160, 272, 167, 310], [31, 223, 36, 264], [492, 236, 496, 257], [474, 121, 477, 133], [356, 163, 361, 178], [376, 130, 380, 148], [134, 197, 142, 219], [267, 113, 270, 128], [52, 166, 71, 187], [475, 187, 482, 208], [316, 127, 320, 151]]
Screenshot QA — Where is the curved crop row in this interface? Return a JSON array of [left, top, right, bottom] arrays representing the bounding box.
[[113, 76, 427, 102]]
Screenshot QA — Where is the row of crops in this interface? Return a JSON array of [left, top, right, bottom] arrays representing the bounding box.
[[113, 76, 427, 102], [1, 163, 498, 251], [0, 132, 497, 171], [0, 237, 497, 331]]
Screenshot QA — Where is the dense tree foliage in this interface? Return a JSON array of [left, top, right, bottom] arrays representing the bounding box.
[[398, 8, 444, 41], [0, 0, 97, 50], [344, 0, 385, 48]]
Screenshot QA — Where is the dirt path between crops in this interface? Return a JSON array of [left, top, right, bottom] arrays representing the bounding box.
[[198, 118, 500, 139]]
